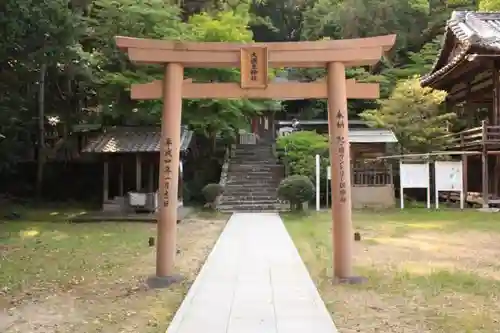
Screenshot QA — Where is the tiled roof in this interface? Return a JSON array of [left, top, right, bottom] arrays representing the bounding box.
[[421, 11, 500, 87], [275, 119, 398, 143], [276, 119, 367, 126], [82, 127, 193, 153], [348, 128, 398, 143]]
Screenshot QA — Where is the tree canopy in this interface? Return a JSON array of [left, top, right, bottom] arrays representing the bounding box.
[[0, 0, 486, 197], [361, 77, 452, 153]]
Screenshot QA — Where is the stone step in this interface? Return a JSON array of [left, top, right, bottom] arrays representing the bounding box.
[[221, 195, 277, 201], [226, 175, 279, 180], [226, 178, 279, 185], [228, 171, 280, 175], [227, 174, 282, 179], [233, 147, 273, 151], [224, 183, 278, 188], [229, 164, 281, 167], [229, 166, 280, 169], [225, 183, 280, 188], [232, 154, 278, 158], [232, 155, 274, 159], [232, 154, 275, 158], [224, 192, 278, 197], [224, 190, 277, 194], [235, 144, 272, 147], [231, 164, 277, 167], [227, 176, 277, 181], [232, 152, 276, 158], [227, 168, 282, 176], [232, 147, 273, 155], [227, 170, 277, 174], [220, 143, 284, 212], [230, 162, 278, 166], [227, 172, 278, 176], [235, 145, 272, 148], [232, 150, 274, 154], [233, 155, 274, 158], [221, 192, 277, 197], [218, 203, 286, 212], [226, 182, 279, 186], [218, 208, 287, 213], [234, 146, 273, 151], [233, 152, 273, 155], [219, 209, 286, 213], [219, 199, 280, 206], [224, 184, 278, 189], [228, 166, 282, 172], [232, 151, 274, 154], [228, 175, 280, 180], [226, 182, 279, 187], [226, 173, 278, 178], [231, 158, 277, 162], [223, 194, 278, 199], [226, 177, 282, 182]]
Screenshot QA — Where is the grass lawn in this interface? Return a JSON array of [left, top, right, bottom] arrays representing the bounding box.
[[0, 206, 228, 333], [283, 209, 500, 333]]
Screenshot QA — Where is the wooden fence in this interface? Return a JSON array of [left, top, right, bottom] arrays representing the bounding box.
[[351, 161, 393, 187]]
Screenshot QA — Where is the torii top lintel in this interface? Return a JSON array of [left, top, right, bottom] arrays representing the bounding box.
[[114, 35, 396, 68]]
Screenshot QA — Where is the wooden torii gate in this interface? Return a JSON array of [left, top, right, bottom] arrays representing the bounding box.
[[115, 34, 396, 284]]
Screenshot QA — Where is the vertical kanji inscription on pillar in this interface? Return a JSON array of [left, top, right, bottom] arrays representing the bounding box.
[[336, 135, 347, 203], [163, 137, 173, 207], [336, 109, 344, 128], [336, 109, 347, 203]]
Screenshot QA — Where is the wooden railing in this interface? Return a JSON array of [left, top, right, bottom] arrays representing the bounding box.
[[351, 161, 393, 186], [442, 120, 500, 149], [442, 126, 483, 148], [485, 124, 500, 143]]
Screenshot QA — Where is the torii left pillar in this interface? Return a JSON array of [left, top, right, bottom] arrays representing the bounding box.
[[155, 62, 183, 282]]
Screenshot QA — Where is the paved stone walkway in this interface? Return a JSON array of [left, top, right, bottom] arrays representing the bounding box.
[[167, 213, 338, 333]]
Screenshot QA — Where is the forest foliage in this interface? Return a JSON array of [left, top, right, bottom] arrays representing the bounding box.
[[0, 0, 488, 196]]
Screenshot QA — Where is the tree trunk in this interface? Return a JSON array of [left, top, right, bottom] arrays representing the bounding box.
[[36, 62, 47, 199]]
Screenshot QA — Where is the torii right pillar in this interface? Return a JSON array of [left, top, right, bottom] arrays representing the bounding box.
[[327, 61, 360, 283]]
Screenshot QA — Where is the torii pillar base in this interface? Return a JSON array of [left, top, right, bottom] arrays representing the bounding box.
[[334, 276, 367, 285], [146, 274, 184, 289]]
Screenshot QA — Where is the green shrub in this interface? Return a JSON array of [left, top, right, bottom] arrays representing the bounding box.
[[276, 131, 329, 179], [202, 183, 224, 209], [277, 175, 315, 211]]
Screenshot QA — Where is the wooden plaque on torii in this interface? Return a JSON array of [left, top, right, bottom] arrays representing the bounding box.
[[240, 47, 268, 89]]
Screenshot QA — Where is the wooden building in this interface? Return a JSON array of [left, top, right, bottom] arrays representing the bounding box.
[[275, 119, 398, 160], [82, 126, 193, 213], [421, 11, 500, 207], [275, 120, 398, 208]]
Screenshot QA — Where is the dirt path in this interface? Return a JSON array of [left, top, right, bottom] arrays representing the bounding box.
[[285, 212, 500, 333], [0, 215, 227, 333], [330, 230, 500, 333]]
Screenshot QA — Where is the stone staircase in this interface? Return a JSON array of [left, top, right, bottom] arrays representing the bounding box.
[[218, 143, 285, 212]]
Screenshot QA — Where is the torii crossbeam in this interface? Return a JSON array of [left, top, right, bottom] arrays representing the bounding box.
[[115, 34, 396, 285]]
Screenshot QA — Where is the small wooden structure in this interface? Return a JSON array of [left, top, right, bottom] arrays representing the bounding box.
[[115, 34, 396, 281], [350, 161, 395, 208], [82, 126, 193, 213], [276, 120, 397, 208], [421, 11, 500, 207]]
